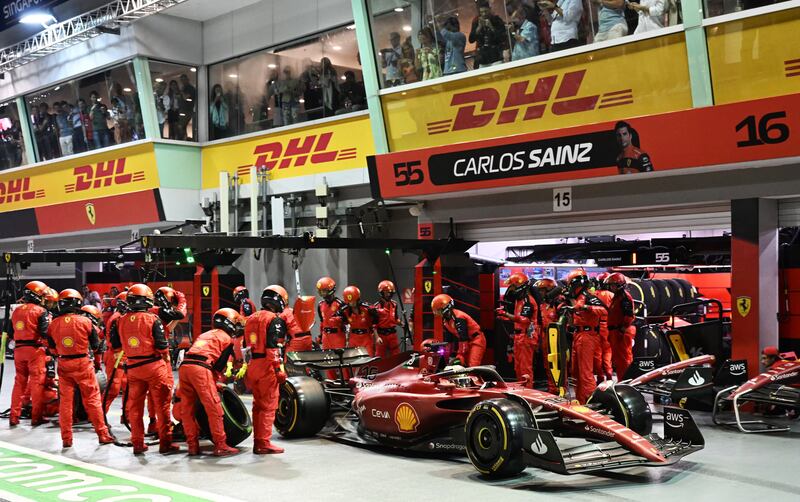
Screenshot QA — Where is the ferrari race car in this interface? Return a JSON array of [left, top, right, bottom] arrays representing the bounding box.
[[622, 355, 749, 410], [713, 358, 800, 433], [277, 346, 704, 478]]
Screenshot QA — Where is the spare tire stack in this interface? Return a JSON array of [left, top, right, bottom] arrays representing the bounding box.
[[624, 278, 697, 316]]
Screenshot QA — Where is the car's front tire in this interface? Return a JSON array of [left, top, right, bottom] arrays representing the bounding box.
[[465, 398, 531, 478], [588, 383, 653, 436]]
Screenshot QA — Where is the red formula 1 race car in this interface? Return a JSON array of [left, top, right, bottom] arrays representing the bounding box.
[[277, 346, 704, 478], [622, 355, 749, 410], [713, 358, 800, 433]]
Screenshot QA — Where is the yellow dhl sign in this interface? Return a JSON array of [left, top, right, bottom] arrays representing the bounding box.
[[201, 114, 374, 189], [0, 142, 159, 213], [381, 32, 693, 152], [706, 7, 800, 104]]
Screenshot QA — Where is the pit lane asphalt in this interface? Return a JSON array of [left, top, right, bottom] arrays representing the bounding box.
[[0, 365, 797, 502]]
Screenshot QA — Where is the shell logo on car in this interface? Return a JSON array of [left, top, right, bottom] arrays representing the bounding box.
[[395, 402, 419, 433]]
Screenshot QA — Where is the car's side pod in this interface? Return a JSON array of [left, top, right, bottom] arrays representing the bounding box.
[[662, 406, 705, 447]]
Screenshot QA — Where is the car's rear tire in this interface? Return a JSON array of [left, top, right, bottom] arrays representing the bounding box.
[[465, 398, 530, 478], [196, 385, 253, 447], [587, 383, 653, 436], [275, 376, 329, 438]]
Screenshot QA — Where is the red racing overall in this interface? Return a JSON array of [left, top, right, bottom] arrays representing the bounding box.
[[443, 309, 486, 367], [374, 298, 401, 358], [48, 313, 112, 444], [338, 303, 379, 356], [9, 303, 50, 425], [594, 290, 614, 381], [570, 293, 607, 403], [502, 291, 539, 388], [244, 310, 286, 451], [282, 307, 313, 355], [607, 289, 636, 378], [113, 311, 172, 452], [103, 311, 127, 414], [177, 329, 235, 448], [319, 297, 345, 349]]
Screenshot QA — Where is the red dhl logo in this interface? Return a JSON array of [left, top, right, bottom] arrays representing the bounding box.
[[65, 158, 145, 193], [235, 132, 357, 177], [426, 70, 633, 135], [0, 177, 45, 205]]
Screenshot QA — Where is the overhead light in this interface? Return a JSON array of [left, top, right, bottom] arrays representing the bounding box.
[[179, 113, 186, 116], [228, 74, 238, 78], [20, 12, 57, 27], [190, 67, 197, 72], [402, 25, 412, 32], [123, 87, 132, 92], [185, 98, 192, 102], [268, 63, 277, 69], [155, 77, 164, 83], [394, 7, 404, 12], [54, 86, 60, 91], [332, 45, 342, 51], [340, 75, 346, 80], [346, 24, 356, 30], [299, 98, 305, 104]]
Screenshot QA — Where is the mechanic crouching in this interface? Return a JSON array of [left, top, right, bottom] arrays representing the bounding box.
[[432, 294, 486, 367], [176, 307, 242, 457], [242, 287, 288, 454]]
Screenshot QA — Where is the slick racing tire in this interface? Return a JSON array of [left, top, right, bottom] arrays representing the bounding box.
[[665, 279, 687, 306], [196, 386, 253, 447], [275, 376, 328, 438], [587, 383, 653, 436], [465, 398, 531, 479], [674, 278, 697, 302], [632, 279, 659, 317]]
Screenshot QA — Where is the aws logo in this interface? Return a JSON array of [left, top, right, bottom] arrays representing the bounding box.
[[426, 70, 634, 135], [65, 158, 145, 193], [0, 176, 45, 205], [238, 132, 357, 176]]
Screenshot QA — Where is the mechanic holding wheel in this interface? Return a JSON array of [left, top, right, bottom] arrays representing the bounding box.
[[432, 294, 486, 367], [338, 286, 381, 356], [374, 280, 401, 358], [241, 287, 288, 454], [495, 273, 539, 388], [564, 270, 607, 404], [176, 307, 242, 457], [110, 284, 178, 455], [48, 289, 115, 448]]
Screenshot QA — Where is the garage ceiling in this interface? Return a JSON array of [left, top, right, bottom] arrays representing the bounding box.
[[164, 0, 263, 21]]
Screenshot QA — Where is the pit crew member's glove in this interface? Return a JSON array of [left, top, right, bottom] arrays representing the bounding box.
[[224, 360, 234, 378], [235, 362, 248, 380]]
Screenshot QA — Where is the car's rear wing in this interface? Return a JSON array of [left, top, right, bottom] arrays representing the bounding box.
[[523, 407, 704, 475]]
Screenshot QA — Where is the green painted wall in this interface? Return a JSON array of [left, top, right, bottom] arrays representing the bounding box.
[[154, 142, 202, 190]]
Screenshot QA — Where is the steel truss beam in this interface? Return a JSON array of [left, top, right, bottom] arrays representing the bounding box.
[[0, 0, 188, 74]]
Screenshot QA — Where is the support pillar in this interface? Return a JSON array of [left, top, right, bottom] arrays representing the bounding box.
[[731, 198, 779, 376]]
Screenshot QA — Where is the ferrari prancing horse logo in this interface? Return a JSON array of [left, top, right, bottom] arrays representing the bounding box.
[[423, 280, 432, 294], [737, 296, 751, 318], [85, 203, 96, 225], [202, 286, 210, 297]]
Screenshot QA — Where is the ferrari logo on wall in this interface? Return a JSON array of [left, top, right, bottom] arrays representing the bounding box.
[[423, 280, 432, 294], [202, 286, 210, 297], [4, 253, 10, 263], [85, 203, 96, 225], [737, 296, 752, 318]]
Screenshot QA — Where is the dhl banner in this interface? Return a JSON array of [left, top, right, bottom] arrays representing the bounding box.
[[381, 32, 692, 152], [0, 142, 159, 214], [368, 92, 800, 200], [202, 114, 374, 190], [706, 7, 800, 105]]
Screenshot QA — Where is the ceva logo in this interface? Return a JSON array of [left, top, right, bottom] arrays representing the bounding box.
[[0, 176, 45, 205], [426, 69, 634, 135], [65, 158, 145, 193], [239, 132, 357, 176]]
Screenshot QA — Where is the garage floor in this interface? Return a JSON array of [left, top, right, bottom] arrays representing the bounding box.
[[0, 366, 797, 502]]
